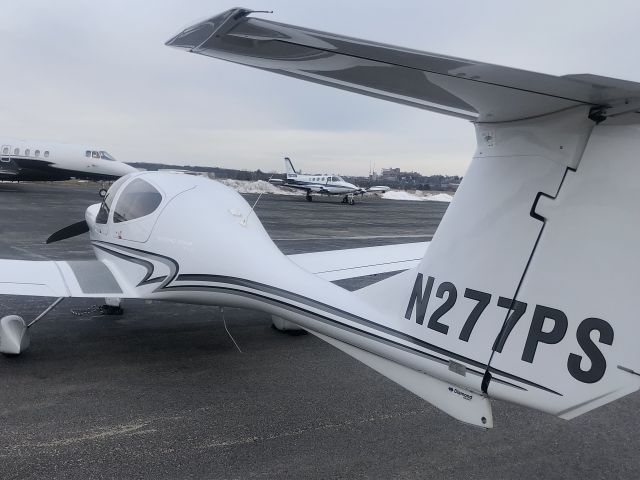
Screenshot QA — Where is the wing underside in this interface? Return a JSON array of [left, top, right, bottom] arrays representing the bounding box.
[[166, 8, 640, 123]]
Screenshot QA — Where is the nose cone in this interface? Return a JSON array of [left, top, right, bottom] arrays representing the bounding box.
[[85, 203, 101, 228]]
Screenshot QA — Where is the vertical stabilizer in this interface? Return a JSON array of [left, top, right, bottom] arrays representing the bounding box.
[[168, 8, 640, 423], [284, 157, 297, 178]]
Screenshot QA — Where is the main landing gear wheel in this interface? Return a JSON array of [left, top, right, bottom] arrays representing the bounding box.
[[306, 192, 313, 202], [0, 315, 29, 355], [271, 315, 307, 335], [343, 195, 355, 205], [0, 297, 64, 355]]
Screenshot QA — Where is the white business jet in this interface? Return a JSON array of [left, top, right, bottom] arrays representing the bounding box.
[[270, 157, 389, 204], [2, 9, 640, 429], [0, 137, 137, 192]]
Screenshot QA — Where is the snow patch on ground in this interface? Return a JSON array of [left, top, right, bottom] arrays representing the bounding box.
[[217, 179, 453, 202], [382, 190, 453, 202], [218, 179, 297, 195]]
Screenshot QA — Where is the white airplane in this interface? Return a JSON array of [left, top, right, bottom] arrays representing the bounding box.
[[0, 137, 137, 192], [270, 157, 389, 204], [2, 9, 640, 430]]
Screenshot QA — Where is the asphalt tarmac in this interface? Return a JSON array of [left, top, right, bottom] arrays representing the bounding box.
[[0, 182, 638, 480]]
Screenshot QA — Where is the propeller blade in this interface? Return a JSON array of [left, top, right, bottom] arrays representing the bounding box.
[[46, 220, 90, 244]]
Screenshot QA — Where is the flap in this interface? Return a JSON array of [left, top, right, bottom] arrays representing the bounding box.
[[0, 259, 128, 298]]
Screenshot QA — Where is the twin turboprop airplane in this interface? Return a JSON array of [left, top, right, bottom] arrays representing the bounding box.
[[2, 8, 640, 429], [0, 137, 137, 191], [270, 157, 389, 204]]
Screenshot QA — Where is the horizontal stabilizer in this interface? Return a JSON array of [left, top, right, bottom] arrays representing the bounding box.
[[313, 331, 493, 428], [166, 8, 640, 123]]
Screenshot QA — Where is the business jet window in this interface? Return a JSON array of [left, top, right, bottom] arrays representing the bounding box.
[[92, 151, 100, 159], [44, 151, 49, 158], [35, 150, 40, 157], [2, 147, 8, 154], [113, 179, 162, 223], [100, 151, 116, 161], [13, 148, 19, 155], [25, 149, 30, 156], [85, 150, 91, 157]]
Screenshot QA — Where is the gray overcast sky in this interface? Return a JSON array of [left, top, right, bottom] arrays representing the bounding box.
[[1, 1, 639, 176]]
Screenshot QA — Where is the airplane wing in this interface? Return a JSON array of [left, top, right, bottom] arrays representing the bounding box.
[[0, 243, 427, 298], [0, 259, 131, 298], [366, 186, 390, 193], [287, 242, 428, 281], [354, 186, 390, 196]]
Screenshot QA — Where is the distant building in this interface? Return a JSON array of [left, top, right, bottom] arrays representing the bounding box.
[[373, 167, 462, 191], [381, 167, 401, 181]]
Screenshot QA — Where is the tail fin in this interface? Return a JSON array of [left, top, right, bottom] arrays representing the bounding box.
[[284, 157, 297, 177], [358, 108, 640, 420], [169, 9, 640, 424]]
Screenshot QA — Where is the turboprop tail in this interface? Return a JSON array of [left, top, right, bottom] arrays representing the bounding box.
[[284, 157, 298, 178]]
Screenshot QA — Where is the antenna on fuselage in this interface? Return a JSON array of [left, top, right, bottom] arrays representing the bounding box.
[[240, 173, 275, 226]]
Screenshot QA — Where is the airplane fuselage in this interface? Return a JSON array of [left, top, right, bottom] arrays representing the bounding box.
[[284, 173, 361, 196], [0, 137, 137, 182]]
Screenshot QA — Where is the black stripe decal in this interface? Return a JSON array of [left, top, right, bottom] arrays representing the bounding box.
[[165, 282, 525, 392], [91, 243, 559, 396], [173, 274, 560, 395], [93, 243, 164, 287]]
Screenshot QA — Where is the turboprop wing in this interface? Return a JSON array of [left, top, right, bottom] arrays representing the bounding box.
[[165, 9, 640, 425]]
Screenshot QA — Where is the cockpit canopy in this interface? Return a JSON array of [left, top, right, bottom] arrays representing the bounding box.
[[86, 150, 117, 161], [96, 178, 162, 224]]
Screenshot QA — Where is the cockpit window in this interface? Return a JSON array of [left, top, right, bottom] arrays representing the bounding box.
[[95, 175, 129, 224], [113, 179, 162, 223], [100, 151, 116, 161]]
